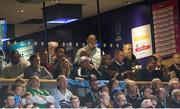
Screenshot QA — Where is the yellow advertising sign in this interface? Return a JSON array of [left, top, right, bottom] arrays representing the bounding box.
[[131, 24, 153, 59]]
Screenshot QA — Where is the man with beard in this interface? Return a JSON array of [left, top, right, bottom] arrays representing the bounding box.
[[1, 50, 30, 78], [84, 78, 100, 108]]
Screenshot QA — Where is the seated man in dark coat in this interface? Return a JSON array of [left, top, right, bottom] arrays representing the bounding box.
[[169, 89, 180, 108], [169, 53, 180, 80], [108, 50, 129, 80], [125, 80, 142, 108], [98, 54, 115, 80], [155, 88, 170, 108], [84, 79, 100, 108], [70, 56, 101, 80], [138, 56, 164, 81], [123, 43, 139, 71], [153, 53, 169, 81]]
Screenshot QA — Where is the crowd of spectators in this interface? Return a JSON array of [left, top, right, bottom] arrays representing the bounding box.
[[0, 34, 180, 108]]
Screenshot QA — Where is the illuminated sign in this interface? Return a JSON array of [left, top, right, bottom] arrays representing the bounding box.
[[131, 24, 153, 59]]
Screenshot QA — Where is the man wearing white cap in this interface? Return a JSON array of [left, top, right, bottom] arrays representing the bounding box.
[[70, 56, 101, 80]]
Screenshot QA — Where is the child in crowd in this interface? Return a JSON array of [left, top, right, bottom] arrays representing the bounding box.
[[22, 92, 33, 106], [11, 84, 23, 107]]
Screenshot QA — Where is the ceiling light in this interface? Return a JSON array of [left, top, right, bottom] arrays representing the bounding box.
[[1, 38, 11, 42], [126, 1, 132, 5], [123, 1, 133, 5], [17, 9, 24, 13], [50, 0, 59, 3], [47, 18, 78, 24]]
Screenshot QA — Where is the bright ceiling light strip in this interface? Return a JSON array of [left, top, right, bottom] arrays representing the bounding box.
[[1, 38, 11, 42], [47, 18, 78, 24]]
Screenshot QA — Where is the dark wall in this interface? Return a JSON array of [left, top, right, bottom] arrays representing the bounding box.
[[100, 1, 151, 54], [11, 0, 154, 65], [7, 24, 15, 38], [47, 16, 99, 43]]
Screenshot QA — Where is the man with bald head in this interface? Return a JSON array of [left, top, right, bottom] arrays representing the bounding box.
[[74, 34, 102, 69], [169, 53, 180, 79], [52, 75, 73, 108]]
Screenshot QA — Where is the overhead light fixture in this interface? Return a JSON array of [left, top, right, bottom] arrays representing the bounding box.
[[126, 1, 132, 5], [123, 1, 132, 5], [45, 4, 82, 24], [1, 38, 11, 42], [17, 9, 24, 13], [50, 0, 59, 2], [47, 18, 78, 24]]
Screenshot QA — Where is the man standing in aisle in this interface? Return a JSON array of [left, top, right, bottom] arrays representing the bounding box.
[[74, 34, 102, 69]]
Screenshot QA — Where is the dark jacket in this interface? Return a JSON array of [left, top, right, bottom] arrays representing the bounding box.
[[138, 67, 164, 81], [98, 65, 114, 80], [124, 54, 139, 70], [169, 64, 180, 80], [84, 91, 99, 108], [70, 65, 101, 80], [156, 96, 170, 108], [169, 97, 180, 108], [108, 60, 128, 80], [126, 94, 142, 108]]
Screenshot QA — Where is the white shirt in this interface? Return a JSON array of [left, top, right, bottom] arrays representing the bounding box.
[[52, 88, 73, 108], [74, 45, 102, 69]]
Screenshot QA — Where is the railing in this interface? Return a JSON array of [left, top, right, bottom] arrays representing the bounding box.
[[0, 78, 56, 84], [0, 78, 169, 97], [0, 78, 169, 86]]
